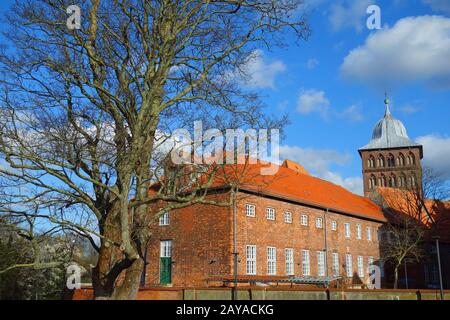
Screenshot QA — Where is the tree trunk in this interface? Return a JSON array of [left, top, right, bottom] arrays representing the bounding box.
[[111, 258, 144, 300], [393, 266, 399, 289]]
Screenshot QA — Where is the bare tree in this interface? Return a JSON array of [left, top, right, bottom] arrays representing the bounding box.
[[379, 213, 425, 289], [0, 0, 309, 299]]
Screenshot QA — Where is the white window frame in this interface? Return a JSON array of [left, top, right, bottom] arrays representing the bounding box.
[[331, 220, 337, 231], [316, 217, 323, 229], [266, 207, 275, 221], [345, 223, 351, 238], [300, 214, 309, 226], [332, 253, 339, 276], [366, 226, 372, 241], [246, 245, 257, 275], [160, 240, 172, 258], [357, 256, 364, 278], [356, 224, 362, 240], [346, 254, 353, 277], [317, 251, 325, 277], [302, 250, 310, 276], [368, 256, 374, 275], [267, 247, 277, 275], [284, 212, 292, 224], [285, 248, 294, 276], [245, 204, 256, 217], [159, 211, 170, 226]]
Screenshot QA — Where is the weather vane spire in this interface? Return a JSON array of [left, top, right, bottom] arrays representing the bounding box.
[[384, 91, 391, 116]]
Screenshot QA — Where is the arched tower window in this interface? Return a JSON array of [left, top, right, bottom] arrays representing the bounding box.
[[378, 175, 387, 187], [378, 155, 385, 168], [409, 174, 417, 188], [389, 174, 396, 187], [367, 155, 375, 168], [369, 175, 376, 190], [398, 173, 406, 188], [397, 153, 405, 166], [387, 154, 395, 167]]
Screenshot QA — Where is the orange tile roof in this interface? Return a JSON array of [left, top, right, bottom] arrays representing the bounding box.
[[210, 160, 386, 222], [374, 187, 450, 241]]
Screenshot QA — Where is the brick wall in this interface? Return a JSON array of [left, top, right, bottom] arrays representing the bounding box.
[[146, 190, 385, 287], [235, 192, 383, 284], [360, 147, 422, 196]]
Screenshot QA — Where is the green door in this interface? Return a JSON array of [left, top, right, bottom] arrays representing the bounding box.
[[160, 257, 172, 285]]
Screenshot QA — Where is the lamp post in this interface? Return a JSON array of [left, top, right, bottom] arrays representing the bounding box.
[[432, 235, 444, 300]]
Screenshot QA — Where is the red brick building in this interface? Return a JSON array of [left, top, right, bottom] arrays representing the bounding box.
[[144, 160, 387, 288]]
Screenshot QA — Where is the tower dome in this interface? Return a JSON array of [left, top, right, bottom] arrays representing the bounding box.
[[359, 97, 421, 151]]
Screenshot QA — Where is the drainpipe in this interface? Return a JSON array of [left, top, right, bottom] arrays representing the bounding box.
[[232, 188, 238, 300], [433, 236, 444, 300], [324, 209, 329, 287]]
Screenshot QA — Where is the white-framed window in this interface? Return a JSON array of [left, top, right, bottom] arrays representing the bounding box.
[[302, 250, 310, 276], [246, 245, 257, 275], [285, 248, 294, 276], [377, 229, 383, 242], [357, 256, 364, 278], [368, 256, 374, 275], [266, 208, 275, 221], [317, 251, 325, 277], [267, 247, 277, 275], [284, 212, 292, 224], [159, 211, 170, 226], [160, 240, 172, 258], [331, 220, 337, 231], [300, 214, 309, 226], [332, 253, 339, 276], [245, 204, 256, 217], [345, 223, 351, 238], [356, 224, 362, 240], [366, 227, 372, 241], [316, 217, 323, 229], [346, 254, 353, 277]]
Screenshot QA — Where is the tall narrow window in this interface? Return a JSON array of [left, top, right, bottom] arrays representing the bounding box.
[[332, 253, 339, 276], [366, 227, 372, 241], [346, 254, 353, 277], [357, 256, 364, 278], [368, 256, 374, 275], [160, 240, 172, 258], [285, 248, 294, 276], [345, 223, 351, 238], [301, 214, 309, 226], [302, 250, 310, 276], [159, 211, 170, 226], [317, 251, 325, 277], [245, 204, 256, 217], [316, 217, 323, 229], [331, 220, 337, 231], [266, 208, 275, 221], [267, 247, 277, 275], [356, 224, 362, 240], [246, 245, 256, 275], [284, 212, 292, 224]]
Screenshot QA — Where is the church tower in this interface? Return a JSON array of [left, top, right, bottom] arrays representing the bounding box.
[[359, 96, 423, 197]]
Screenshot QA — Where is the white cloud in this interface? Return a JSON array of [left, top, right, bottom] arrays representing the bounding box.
[[341, 16, 450, 88], [306, 58, 319, 70], [297, 89, 330, 117], [416, 135, 450, 179], [231, 49, 286, 89], [322, 171, 364, 195], [329, 0, 372, 33], [423, 0, 450, 14], [279, 144, 363, 194], [338, 104, 364, 122]]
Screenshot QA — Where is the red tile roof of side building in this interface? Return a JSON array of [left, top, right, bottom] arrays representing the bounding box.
[[209, 159, 387, 222]]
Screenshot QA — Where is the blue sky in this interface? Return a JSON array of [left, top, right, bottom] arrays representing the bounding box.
[[1, 0, 449, 195]]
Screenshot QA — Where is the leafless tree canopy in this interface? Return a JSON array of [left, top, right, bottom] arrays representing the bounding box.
[[0, 0, 309, 299]]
